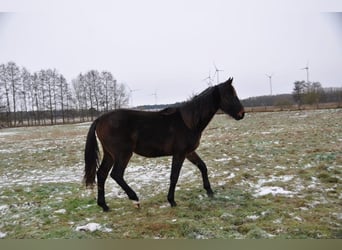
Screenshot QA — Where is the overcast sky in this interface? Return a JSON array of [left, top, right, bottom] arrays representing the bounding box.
[[1, 0, 342, 106]]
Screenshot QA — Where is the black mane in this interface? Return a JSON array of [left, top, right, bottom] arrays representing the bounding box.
[[178, 86, 220, 130]]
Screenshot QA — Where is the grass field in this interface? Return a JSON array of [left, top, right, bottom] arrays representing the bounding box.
[[0, 109, 341, 239]]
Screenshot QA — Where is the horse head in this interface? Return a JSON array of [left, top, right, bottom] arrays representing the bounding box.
[[218, 78, 245, 120]]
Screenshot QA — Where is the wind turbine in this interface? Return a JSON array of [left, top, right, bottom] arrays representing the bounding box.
[[151, 89, 158, 105], [213, 62, 224, 84], [301, 62, 310, 83], [265, 73, 273, 96], [203, 70, 213, 86], [127, 85, 140, 107]]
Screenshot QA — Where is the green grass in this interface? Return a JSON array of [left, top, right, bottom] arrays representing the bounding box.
[[1, 182, 340, 239], [0, 109, 341, 238]]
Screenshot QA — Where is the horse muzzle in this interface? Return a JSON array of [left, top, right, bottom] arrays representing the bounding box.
[[235, 109, 245, 120]]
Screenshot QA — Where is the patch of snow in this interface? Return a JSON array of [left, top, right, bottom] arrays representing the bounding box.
[[159, 204, 169, 209], [0, 204, 9, 211], [294, 216, 303, 222], [0, 131, 18, 137], [0, 149, 14, 153], [194, 233, 208, 239], [0, 163, 83, 189], [275, 165, 287, 170], [273, 218, 282, 224], [303, 163, 314, 169], [217, 181, 226, 186], [308, 177, 319, 189], [220, 213, 233, 220], [75, 222, 112, 233], [214, 157, 232, 162], [253, 186, 295, 197], [76, 223, 100, 232], [290, 113, 308, 119], [227, 173, 235, 179], [332, 213, 342, 220], [54, 209, 66, 214], [76, 122, 91, 128], [100, 226, 113, 233], [246, 215, 259, 221], [261, 131, 271, 135], [0, 232, 7, 239], [255, 175, 294, 187]]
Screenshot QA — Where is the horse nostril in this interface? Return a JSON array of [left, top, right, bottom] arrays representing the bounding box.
[[237, 110, 245, 120]]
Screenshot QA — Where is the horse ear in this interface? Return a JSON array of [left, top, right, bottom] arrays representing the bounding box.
[[225, 77, 233, 85]]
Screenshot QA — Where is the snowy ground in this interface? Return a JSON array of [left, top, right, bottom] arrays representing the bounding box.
[[0, 109, 341, 238]]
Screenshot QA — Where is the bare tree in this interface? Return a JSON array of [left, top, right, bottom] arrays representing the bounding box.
[[21, 67, 32, 125], [116, 82, 129, 108], [44, 69, 59, 124], [101, 71, 114, 112], [293, 80, 306, 108], [304, 82, 323, 107], [84, 70, 103, 119], [6, 62, 21, 126], [72, 73, 89, 121], [30, 72, 41, 125], [0, 64, 11, 125], [56, 74, 70, 123]]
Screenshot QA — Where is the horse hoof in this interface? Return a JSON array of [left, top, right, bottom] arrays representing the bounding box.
[[170, 201, 177, 207], [132, 200, 140, 209], [98, 202, 110, 212], [208, 192, 214, 198]]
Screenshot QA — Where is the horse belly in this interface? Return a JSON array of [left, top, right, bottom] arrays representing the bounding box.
[[134, 133, 174, 157]]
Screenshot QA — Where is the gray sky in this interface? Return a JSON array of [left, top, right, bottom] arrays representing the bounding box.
[[1, 0, 342, 106]]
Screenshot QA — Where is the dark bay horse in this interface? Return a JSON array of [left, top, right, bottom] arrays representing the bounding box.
[[84, 78, 245, 211]]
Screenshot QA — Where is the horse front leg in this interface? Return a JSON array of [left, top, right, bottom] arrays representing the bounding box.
[[167, 154, 186, 207], [186, 151, 214, 198]]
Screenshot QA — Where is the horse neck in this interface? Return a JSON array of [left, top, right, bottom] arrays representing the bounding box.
[[181, 86, 220, 133], [197, 87, 220, 132]]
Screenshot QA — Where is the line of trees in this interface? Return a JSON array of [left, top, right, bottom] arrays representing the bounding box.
[[292, 81, 342, 108], [293, 81, 321, 107], [0, 61, 129, 127], [242, 81, 342, 109]]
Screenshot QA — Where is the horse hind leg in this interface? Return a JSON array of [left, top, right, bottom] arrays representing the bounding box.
[[110, 152, 140, 208], [96, 152, 114, 212]]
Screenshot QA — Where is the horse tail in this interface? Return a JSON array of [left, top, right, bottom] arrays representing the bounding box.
[[84, 119, 100, 187]]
